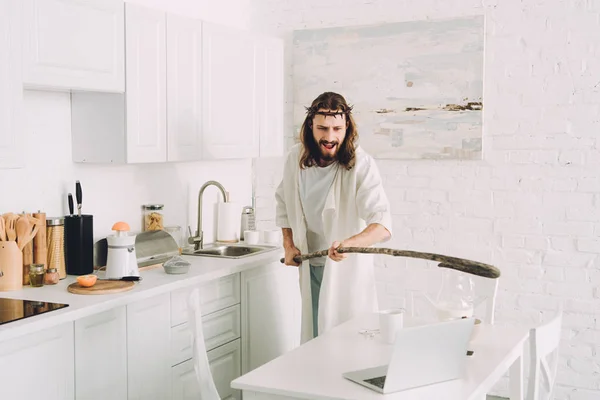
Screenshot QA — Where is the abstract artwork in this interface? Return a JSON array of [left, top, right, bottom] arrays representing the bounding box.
[[292, 15, 484, 160]]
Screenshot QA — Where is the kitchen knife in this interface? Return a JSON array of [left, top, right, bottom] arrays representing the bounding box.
[[75, 181, 82, 216], [68, 193, 74, 216], [98, 276, 142, 282]]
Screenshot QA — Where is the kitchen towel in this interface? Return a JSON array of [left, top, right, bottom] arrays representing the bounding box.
[[216, 202, 240, 242]]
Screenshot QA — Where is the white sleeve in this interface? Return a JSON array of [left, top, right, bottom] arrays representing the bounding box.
[[355, 155, 393, 237], [275, 176, 291, 229]]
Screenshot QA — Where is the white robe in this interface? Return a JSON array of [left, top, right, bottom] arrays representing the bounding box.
[[275, 144, 393, 344]]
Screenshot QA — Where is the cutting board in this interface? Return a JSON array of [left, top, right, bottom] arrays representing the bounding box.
[[67, 280, 135, 295]]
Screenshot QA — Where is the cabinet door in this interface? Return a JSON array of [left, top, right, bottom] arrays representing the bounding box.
[[125, 3, 167, 163], [166, 14, 203, 162], [172, 339, 241, 400], [22, 0, 125, 92], [127, 293, 171, 400], [75, 307, 127, 400], [256, 35, 284, 158], [0, 0, 24, 169], [202, 22, 259, 159], [241, 262, 302, 374], [0, 322, 74, 400]]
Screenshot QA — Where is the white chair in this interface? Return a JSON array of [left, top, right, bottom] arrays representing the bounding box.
[[187, 288, 221, 400], [526, 308, 563, 400]]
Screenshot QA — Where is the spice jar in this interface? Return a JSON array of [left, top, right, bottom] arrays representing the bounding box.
[[44, 268, 59, 285], [29, 264, 45, 288], [143, 204, 164, 231]]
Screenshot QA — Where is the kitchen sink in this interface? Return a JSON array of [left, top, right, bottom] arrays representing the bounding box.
[[182, 244, 279, 259]]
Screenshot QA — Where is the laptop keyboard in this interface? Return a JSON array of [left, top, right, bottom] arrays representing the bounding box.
[[364, 375, 386, 388]]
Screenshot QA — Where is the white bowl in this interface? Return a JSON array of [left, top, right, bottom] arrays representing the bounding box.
[[163, 264, 190, 275]]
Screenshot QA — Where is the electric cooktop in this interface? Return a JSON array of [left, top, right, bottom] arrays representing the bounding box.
[[0, 298, 69, 326]]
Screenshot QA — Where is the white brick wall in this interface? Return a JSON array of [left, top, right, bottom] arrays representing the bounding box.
[[250, 0, 600, 397]]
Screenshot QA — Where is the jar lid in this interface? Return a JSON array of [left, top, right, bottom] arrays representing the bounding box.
[[46, 217, 64, 226], [29, 264, 45, 272], [47, 268, 58, 273], [143, 204, 164, 210]]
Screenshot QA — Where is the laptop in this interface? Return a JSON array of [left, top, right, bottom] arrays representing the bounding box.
[[342, 317, 475, 394]]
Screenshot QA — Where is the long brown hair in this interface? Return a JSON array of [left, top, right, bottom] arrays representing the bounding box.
[[299, 92, 358, 170]]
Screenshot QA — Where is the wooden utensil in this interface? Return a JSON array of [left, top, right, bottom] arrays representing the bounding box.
[[67, 280, 135, 295], [3, 213, 18, 242], [0, 215, 5, 241], [32, 213, 47, 268], [281, 247, 502, 279]]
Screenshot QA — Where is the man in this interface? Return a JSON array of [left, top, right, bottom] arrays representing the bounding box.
[[275, 91, 393, 343]]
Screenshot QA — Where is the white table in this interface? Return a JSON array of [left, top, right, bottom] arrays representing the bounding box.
[[232, 313, 528, 400]]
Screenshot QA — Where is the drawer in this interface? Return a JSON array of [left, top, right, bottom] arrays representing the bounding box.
[[171, 273, 240, 327], [171, 339, 241, 400], [171, 304, 241, 366]]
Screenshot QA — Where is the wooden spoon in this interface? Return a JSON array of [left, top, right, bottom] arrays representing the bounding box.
[[15, 216, 38, 251]]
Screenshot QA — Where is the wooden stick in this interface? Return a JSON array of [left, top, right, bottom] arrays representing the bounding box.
[[279, 247, 501, 279]]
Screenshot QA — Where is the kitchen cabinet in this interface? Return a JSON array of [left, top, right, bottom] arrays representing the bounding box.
[[241, 262, 302, 374], [22, 0, 125, 92], [0, 322, 74, 400], [201, 22, 259, 160], [0, 0, 24, 169], [71, 3, 284, 164], [71, 3, 190, 164], [166, 13, 203, 162], [172, 339, 241, 400], [75, 307, 128, 400], [127, 293, 171, 400], [124, 2, 168, 163], [256, 35, 285, 159]]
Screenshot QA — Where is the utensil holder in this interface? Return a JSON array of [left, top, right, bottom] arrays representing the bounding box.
[[64, 215, 94, 276], [0, 241, 24, 291]]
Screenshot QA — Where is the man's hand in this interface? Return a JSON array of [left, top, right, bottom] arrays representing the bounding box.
[[284, 245, 302, 267], [328, 241, 347, 262]]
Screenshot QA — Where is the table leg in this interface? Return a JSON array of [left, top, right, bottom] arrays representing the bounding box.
[[509, 350, 524, 400]]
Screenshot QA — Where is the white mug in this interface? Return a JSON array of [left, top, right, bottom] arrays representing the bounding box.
[[244, 230, 259, 244], [262, 229, 281, 245], [379, 308, 405, 344]]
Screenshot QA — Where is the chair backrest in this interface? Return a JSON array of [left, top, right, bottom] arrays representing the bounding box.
[[527, 308, 563, 400], [187, 289, 221, 400], [471, 275, 499, 325]]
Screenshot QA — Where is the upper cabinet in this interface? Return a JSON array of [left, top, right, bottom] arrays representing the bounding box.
[[0, 0, 24, 169], [201, 22, 259, 160], [256, 35, 284, 159], [22, 0, 125, 93], [69, 3, 284, 164], [124, 3, 167, 163], [166, 13, 204, 162]]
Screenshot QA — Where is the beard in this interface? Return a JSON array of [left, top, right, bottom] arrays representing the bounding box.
[[318, 139, 339, 162]]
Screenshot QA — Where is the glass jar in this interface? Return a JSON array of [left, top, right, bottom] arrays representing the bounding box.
[[29, 264, 45, 288], [143, 204, 164, 231], [433, 269, 474, 321], [44, 268, 60, 285]]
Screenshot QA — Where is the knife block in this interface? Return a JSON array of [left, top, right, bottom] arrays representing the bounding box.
[[64, 215, 94, 276], [0, 241, 24, 291]]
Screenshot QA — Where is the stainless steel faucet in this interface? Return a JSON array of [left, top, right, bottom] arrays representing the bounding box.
[[188, 180, 228, 250]]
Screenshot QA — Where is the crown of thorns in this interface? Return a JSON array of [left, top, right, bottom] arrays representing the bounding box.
[[305, 104, 353, 118]]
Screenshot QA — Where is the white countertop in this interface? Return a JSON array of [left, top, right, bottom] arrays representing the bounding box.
[[0, 247, 284, 343]]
